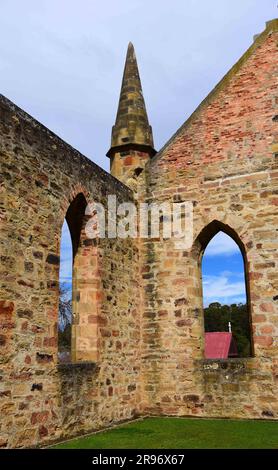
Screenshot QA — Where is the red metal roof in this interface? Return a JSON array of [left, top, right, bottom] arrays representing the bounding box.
[[205, 332, 237, 359]]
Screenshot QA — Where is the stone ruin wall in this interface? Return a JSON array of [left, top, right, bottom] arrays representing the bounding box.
[[0, 19, 277, 449], [140, 23, 278, 420], [0, 95, 142, 448]]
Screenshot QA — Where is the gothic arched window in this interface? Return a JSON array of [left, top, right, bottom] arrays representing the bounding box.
[[58, 193, 87, 363], [198, 222, 253, 359]]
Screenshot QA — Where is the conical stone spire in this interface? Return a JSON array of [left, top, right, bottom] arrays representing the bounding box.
[[107, 42, 155, 157]]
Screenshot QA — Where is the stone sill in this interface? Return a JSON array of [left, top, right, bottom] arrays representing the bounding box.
[[196, 357, 254, 371], [57, 361, 98, 372]]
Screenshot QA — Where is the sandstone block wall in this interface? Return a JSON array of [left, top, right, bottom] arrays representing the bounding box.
[[140, 21, 278, 419], [0, 95, 142, 448]]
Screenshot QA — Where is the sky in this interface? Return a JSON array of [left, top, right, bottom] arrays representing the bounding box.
[[202, 232, 246, 306], [59, 221, 73, 294], [0, 0, 276, 170], [1, 1, 273, 305]]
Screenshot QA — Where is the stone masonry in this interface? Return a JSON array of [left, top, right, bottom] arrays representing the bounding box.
[[0, 19, 277, 447]]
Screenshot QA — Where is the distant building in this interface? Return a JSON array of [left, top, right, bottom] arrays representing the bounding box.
[[205, 332, 238, 359]]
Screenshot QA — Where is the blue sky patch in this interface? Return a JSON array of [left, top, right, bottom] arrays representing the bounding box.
[[202, 232, 246, 306]]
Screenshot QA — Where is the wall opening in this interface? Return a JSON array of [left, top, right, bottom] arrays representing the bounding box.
[[58, 193, 87, 363], [58, 220, 73, 362], [197, 222, 253, 359]]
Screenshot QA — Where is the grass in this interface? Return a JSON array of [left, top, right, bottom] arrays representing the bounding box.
[[52, 417, 278, 449]]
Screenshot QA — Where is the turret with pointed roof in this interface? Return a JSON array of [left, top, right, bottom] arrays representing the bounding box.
[[107, 43, 155, 188]]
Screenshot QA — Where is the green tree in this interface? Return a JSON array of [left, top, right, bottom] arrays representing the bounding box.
[[58, 284, 72, 353]]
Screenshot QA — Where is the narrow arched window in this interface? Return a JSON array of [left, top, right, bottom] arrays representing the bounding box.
[[58, 220, 73, 362], [58, 193, 87, 363], [198, 224, 253, 359]]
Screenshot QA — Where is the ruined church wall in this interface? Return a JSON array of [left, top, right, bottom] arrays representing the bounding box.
[[140, 23, 278, 419], [0, 95, 141, 448]]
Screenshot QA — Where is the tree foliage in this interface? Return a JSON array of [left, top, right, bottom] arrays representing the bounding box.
[[58, 284, 72, 352]]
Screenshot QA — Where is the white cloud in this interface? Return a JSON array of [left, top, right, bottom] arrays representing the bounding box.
[[59, 221, 73, 283], [0, 2, 275, 171], [203, 273, 246, 306], [59, 257, 72, 283], [204, 232, 240, 256]]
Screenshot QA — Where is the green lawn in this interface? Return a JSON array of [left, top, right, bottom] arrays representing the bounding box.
[[52, 417, 278, 449]]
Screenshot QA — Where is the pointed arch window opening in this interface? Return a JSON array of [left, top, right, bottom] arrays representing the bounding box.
[[197, 222, 254, 359], [58, 193, 87, 363], [58, 220, 73, 362]]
